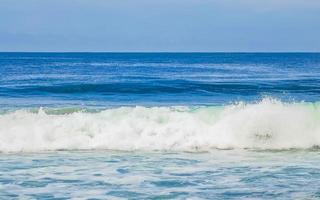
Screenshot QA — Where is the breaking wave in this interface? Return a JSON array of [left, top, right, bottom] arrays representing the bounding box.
[[1, 98, 320, 152]]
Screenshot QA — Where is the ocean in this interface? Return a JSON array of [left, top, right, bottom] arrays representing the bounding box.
[[1, 53, 320, 199]]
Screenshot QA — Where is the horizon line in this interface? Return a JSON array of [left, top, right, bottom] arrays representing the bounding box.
[[0, 51, 319, 54]]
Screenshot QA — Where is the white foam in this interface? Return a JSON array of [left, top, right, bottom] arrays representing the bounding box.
[[1, 98, 320, 152]]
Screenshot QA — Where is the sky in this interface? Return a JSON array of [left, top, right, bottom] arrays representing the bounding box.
[[0, 0, 320, 52]]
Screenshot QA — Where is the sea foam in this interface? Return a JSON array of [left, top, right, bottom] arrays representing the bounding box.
[[1, 98, 320, 152]]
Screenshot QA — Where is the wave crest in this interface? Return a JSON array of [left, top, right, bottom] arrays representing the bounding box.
[[1, 98, 320, 152]]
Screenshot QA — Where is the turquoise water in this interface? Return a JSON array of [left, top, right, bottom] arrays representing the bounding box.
[[1, 150, 320, 199], [1, 53, 320, 199]]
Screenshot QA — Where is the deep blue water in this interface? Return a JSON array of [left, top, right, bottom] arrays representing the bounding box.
[[1, 53, 320, 199], [1, 53, 320, 108]]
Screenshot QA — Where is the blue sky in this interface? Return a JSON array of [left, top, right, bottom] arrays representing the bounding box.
[[0, 0, 319, 52]]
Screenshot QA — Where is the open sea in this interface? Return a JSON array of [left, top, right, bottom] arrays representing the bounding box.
[[1, 53, 320, 199]]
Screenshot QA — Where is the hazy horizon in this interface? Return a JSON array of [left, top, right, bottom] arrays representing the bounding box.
[[1, 0, 320, 52]]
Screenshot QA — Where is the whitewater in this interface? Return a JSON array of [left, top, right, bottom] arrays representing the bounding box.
[[1, 98, 320, 152]]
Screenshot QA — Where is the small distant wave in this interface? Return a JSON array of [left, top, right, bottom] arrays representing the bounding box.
[[1, 98, 320, 152]]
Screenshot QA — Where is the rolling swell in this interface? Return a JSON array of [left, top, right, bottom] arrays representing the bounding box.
[[3, 78, 320, 95], [1, 98, 320, 152]]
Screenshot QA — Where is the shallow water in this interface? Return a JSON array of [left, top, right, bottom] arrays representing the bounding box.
[[1, 150, 320, 199]]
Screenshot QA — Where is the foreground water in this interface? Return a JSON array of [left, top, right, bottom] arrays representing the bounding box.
[[1, 150, 320, 199], [1, 53, 320, 199]]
